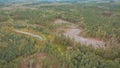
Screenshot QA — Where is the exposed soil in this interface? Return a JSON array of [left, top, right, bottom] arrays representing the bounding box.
[[14, 29, 43, 40], [54, 19, 106, 48], [20, 53, 47, 68], [18, 19, 107, 68], [54, 19, 70, 24]]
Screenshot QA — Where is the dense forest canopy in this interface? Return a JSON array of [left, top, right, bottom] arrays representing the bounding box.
[[0, 1, 120, 68], [0, 0, 119, 3]]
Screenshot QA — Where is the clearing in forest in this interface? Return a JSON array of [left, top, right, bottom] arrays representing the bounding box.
[[54, 19, 106, 48]]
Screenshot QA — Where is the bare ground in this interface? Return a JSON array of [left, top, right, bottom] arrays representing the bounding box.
[[14, 29, 43, 40], [54, 19, 106, 48]]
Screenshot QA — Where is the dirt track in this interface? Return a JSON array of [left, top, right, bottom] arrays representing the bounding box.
[[14, 30, 43, 40]]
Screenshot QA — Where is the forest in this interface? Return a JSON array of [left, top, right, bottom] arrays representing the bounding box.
[[0, 1, 120, 68]]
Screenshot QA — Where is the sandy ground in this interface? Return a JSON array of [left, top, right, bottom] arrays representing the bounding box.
[[54, 19, 105, 48], [14, 29, 43, 40]]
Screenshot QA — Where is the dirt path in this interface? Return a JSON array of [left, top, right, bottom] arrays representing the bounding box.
[[54, 19, 106, 48], [14, 30, 43, 40]]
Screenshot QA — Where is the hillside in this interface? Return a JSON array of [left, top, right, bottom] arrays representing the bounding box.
[[0, 1, 120, 68], [0, 0, 119, 3]]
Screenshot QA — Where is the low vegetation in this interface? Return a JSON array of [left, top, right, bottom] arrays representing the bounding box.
[[0, 2, 120, 68]]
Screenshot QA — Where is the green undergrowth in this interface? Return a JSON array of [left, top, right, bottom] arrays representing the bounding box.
[[0, 2, 120, 68]]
